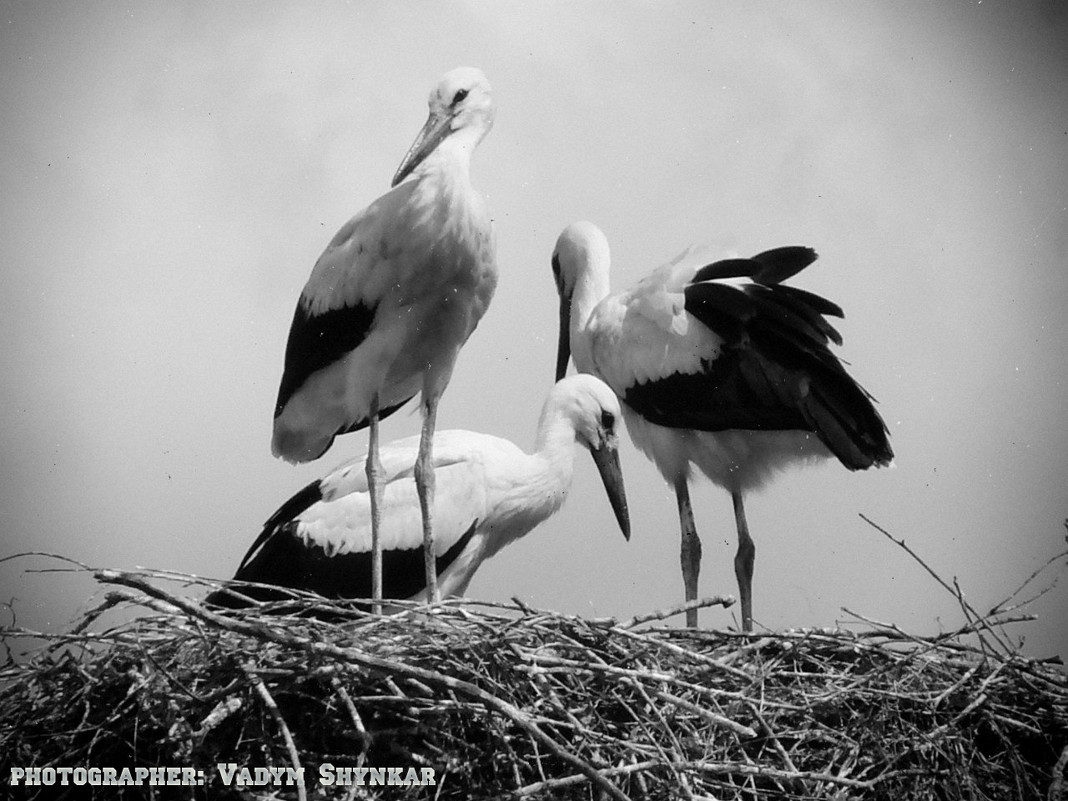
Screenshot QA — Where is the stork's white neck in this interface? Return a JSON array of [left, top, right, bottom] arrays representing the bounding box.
[[476, 410, 578, 562], [534, 397, 581, 462], [406, 133, 492, 245], [536, 401, 585, 507], [568, 261, 610, 374], [411, 127, 482, 188]]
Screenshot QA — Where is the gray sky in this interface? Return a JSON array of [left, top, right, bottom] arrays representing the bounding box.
[[2, 2, 1066, 661]]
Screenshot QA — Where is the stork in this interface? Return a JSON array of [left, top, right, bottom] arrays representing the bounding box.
[[552, 221, 892, 630], [271, 68, 497, 609], [211, 375, 630, 610]]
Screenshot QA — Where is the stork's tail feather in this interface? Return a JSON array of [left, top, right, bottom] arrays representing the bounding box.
[[340, 395, 417, 435], [253, 480, 324, 560], [272, 395, 417, 464], [203, 479, 324, 609], [804, 370, 893, 471]]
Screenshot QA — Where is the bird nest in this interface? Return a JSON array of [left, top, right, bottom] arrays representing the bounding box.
[[2, 547, 1067, 800]]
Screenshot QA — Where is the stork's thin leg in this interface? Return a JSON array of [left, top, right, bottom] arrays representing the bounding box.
[[415, 395, 439, 604], [675, 477, 702, 628], [732, 491, 755, 632], [365, 395, 383, 615]]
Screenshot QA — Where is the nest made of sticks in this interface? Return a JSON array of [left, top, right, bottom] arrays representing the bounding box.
[[2, 552, 1067, 801], [4, 518, 1068, 801]]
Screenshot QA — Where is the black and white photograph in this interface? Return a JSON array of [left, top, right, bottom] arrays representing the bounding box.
[[2, 3, 1066, 798]]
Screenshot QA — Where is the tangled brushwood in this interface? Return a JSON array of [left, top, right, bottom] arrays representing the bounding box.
[[2, 552, 1067, 800]]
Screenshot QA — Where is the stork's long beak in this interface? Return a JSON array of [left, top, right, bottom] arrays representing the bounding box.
[[392, 109, 453, 187], [589, 438, 631, 541], [555, 291, 572, 381]]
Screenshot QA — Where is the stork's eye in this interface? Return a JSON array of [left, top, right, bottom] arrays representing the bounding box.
[[601, 410, 616, 431], [452, 88, 469, 105]]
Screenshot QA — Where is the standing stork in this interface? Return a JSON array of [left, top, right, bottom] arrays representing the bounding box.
[[212, 375, 630, 610], [552, 221, 892, 630], [271, 68, 497, 608]]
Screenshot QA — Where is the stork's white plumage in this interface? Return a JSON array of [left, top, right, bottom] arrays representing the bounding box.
[[270, 67, 498, 607], [552, 222, 893, 630], [212, 375, 630, 609]]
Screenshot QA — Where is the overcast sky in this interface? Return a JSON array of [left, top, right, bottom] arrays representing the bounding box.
[[2, 2, 1066, 661]]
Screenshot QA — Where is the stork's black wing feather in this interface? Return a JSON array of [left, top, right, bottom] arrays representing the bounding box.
[[233, 479, 325, 574], [691, 258, 760, 284], [209, 519, 479, 609], [689, 246, 818, 287], [622, 253, 892, 470], [751, 246, 818, 284], [624, 350, 810, 432], [273, 300, 377, 418]]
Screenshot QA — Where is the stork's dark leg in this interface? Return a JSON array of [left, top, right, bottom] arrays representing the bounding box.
[[675, 477, 702, 628], [415, 394, 439, 604], [732, 491, 755, 631], [365, 394, 383, 615]]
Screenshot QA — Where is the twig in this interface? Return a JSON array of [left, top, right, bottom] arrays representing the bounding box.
[[613, 595, 735, 629], [1050, 742, 1068, 801], [195, 697, 243, 742], [515, 760, 660, 797], [994, 549, 1068, 612], [858, 514, 1014, 654], [243, 663, 308, 801], [932, 660, 983, 709], [0, 551, 92, 570], [610, 624, 752, 681], [330, 676, 369, 764], [747, 702, 800, 774], [656, 689, 757, 739], [627, 678, 695, 800], [69, 594, 125, 635]]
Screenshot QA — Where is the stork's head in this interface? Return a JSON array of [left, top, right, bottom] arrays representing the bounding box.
[[546, 374, 630, 541], [392, 67, 495, 186], [551, 221, 612, 381]]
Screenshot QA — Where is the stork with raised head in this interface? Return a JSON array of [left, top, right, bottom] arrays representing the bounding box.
[[271, 68, 498, 609], [211, 375, 630, 610], [552, 221, 893, 630]]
